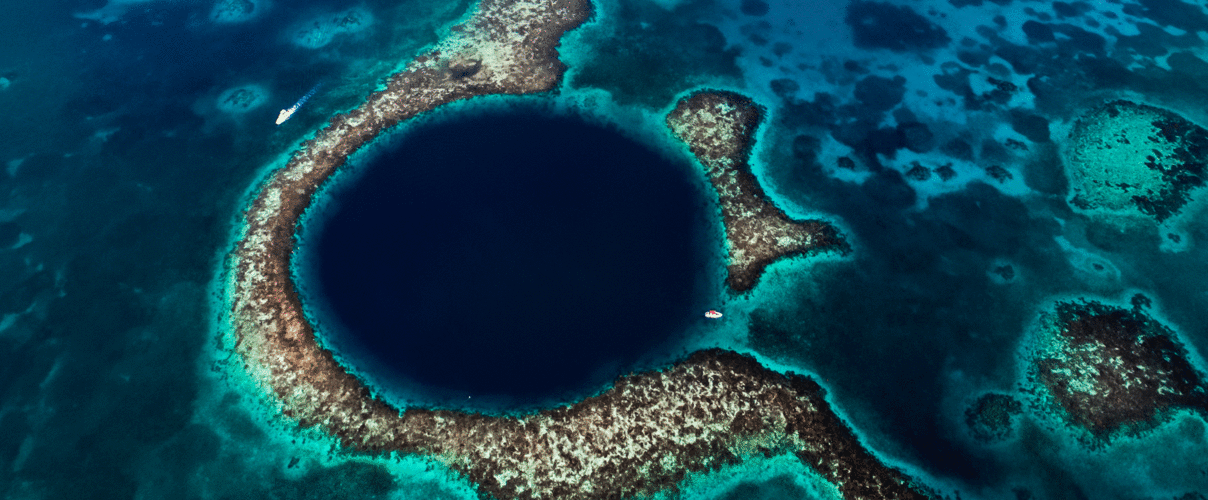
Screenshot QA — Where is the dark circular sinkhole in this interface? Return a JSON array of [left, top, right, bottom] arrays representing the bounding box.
[[299, 107, 714, 408]]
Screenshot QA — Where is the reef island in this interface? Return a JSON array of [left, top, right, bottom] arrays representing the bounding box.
[[667, 90, 847, 292], [1027, 297, 1208, 445], [222, 0, 922, 498]]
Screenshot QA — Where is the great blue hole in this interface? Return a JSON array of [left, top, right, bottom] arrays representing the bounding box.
[[297, 106, 715, 409]]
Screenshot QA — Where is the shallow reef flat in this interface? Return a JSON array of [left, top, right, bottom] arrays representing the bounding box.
[[1066, 100, 1208, 222]]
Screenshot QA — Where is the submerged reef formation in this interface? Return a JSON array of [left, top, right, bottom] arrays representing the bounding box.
[[211, 0, 260, 24], [1066, 100, 1208, 221], [224, 0, 933, 497], [291, 8, 374, 49], [666, 90, 847, 292], [215, 84, 268, 114], [844, 1, 950, 53], [964, 393, 1023, 443], [1027, 298, 1208, 443]]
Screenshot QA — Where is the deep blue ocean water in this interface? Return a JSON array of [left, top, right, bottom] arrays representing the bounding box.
[[2, 0, 1208, 498], [301, 110, 711, 406]]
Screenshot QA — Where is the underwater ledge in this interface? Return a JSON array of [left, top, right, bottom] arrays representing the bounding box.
[[221, 0, 925, 498]]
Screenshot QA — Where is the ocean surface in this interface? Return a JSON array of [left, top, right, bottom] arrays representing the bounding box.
[[297, 109, 714, 409], [1, 0, 1207, 498]]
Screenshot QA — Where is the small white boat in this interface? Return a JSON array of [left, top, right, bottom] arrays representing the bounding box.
[[277, 83, 321, 125], [704, 310, 723, 319], [275, 106, 297, 125]]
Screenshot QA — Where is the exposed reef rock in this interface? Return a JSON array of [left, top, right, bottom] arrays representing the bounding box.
[[666, 90, 848, 292], [223, 0, 933, 498], [1066, 100, 1208, 221], [1027, 298, 1208, 444]]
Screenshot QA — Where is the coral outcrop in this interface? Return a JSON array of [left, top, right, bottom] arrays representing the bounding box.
[[666, 90, 847, 292]]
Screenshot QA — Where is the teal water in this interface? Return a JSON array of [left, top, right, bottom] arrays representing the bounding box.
[[2, 0, 1208, 498]]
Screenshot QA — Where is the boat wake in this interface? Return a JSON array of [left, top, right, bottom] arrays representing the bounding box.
[[276, 83, 322, 125]]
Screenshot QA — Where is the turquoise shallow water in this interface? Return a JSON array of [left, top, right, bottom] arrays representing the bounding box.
[[2, 0, 1208, 498]]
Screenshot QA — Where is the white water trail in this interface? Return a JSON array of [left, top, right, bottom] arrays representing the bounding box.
[[275, 83, 322, 125]]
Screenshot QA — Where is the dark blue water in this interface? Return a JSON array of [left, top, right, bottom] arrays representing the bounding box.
[[308, 110, 712, 403]]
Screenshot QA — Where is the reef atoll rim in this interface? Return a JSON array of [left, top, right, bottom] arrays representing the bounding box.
[[1027, 297, 1208, 444], [222, 0, 919, 497], [1066, 100, 1208, 222], [666, 90, 848, 292]]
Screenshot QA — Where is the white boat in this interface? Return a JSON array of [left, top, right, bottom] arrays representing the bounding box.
[[275, 106, 297, 125], [704, 310, 723, 319]]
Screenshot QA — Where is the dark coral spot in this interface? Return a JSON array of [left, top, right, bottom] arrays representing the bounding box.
[[986, 164, 1014, 182], [1054, 24, 1106, 55], [865, 127, 905, 156], [864, 169, 916, 208], [781, 92, 837, 128], [1022, 21, 1055, 44], [935, 163, 957, 180], [854, 75, 907, 112], [1009, 110, 1051, 142], [994, 44, 1045, 74], [993, 264, 1015, 281], [905, 162, 932, 181], [898, 122, 935, 152], [1133, 0, 1208, 34], [942, 138, 974, 160], [0, 222, 20, 248], [1053, 1, 1092, 17], [958, 50, 991, 67], [740, 0, 770, 16], [769, 78, 800, 98], [846, 1, 951, 52]]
